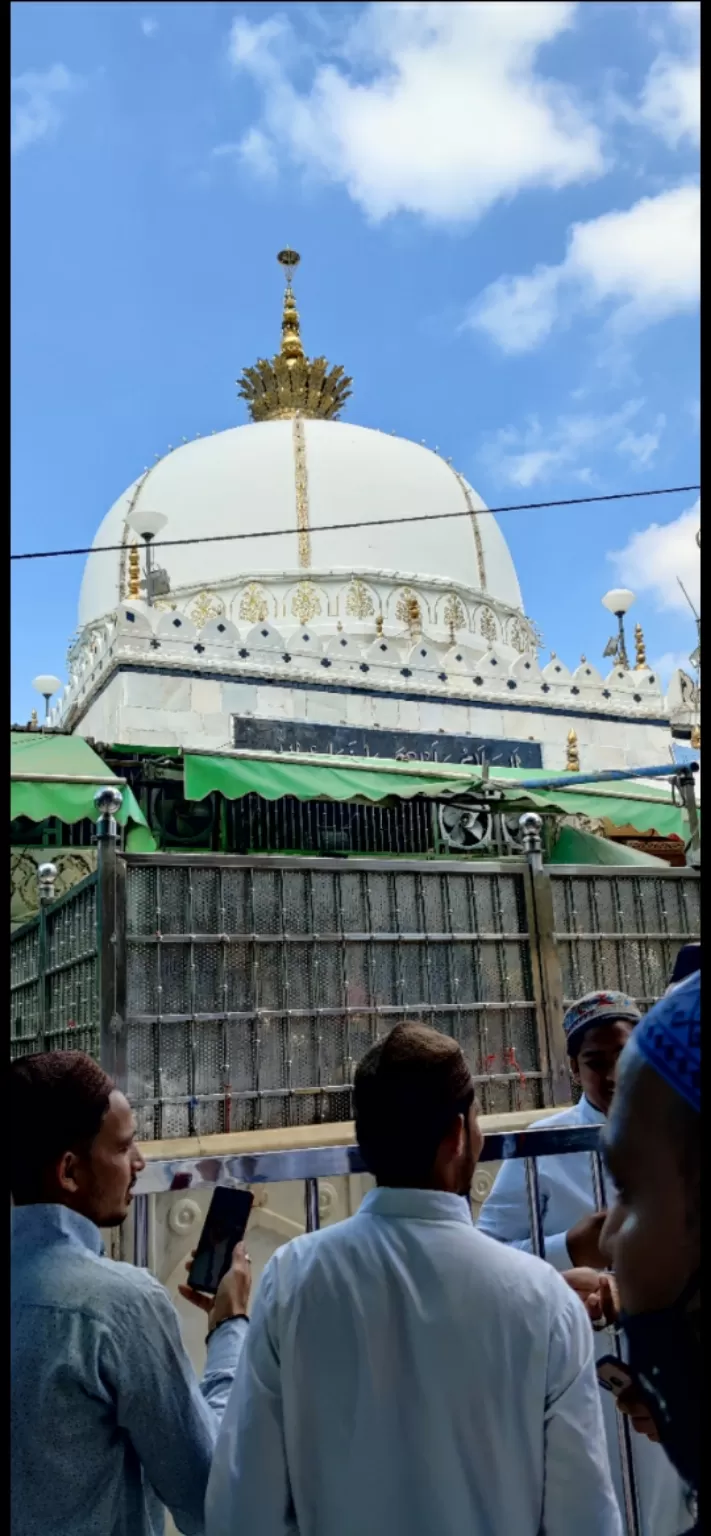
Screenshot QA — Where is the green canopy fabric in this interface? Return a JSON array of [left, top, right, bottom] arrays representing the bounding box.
[[184, 750, 693, 840], [184, 751, 482, 806], [548, 823, 670, 867], [11, 731, 155, 846]]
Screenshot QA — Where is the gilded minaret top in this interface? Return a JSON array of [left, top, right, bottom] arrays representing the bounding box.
[[237, 249, 352, 423]]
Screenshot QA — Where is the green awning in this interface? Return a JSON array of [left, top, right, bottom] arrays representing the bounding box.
[[184, 751, 485, 806], [548, 824, 670, 867], [11, 731, 156, 848], [184, 750, 693, 840]]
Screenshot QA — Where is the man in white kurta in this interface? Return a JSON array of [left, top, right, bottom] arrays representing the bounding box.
[[477, 989, 693, 1536], [206, 1021, 621, 1536]]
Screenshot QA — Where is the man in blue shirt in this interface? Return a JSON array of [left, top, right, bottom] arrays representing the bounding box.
[[206, 1021, 622, 1536], [11, 1051, 251, 1536]]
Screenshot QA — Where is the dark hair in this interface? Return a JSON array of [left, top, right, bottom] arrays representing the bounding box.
[[353, 1022, 474, 1188], [669, 943, 701, 988], [10, 1052, 114, 1204]]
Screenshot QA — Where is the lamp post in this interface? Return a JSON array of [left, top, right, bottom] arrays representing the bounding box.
[[126, 510, 168, 607], [32, 673, 62, 722], [601, 589, 635, 671]]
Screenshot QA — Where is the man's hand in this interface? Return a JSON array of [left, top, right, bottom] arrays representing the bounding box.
[[585, 1271, 620, 1330], [566, 1210, 608, 1269], [562, 1267, 605, 1305], [178, 1240, 252, 1335], [616, 1386, 661, 1443]]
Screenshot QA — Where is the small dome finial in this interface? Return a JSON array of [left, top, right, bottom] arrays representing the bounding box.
[[565, 728, 580, 773]]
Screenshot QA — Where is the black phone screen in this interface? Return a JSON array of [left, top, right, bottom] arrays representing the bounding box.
[[186, 1187, 254, 1295], [596, 1355, 634, 1396]]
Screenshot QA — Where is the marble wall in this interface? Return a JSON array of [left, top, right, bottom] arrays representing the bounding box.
[[74, 663, 672, 774]]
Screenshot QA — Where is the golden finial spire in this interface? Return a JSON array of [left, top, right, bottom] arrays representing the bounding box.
[[237, 249, 352, 423], [634, 622, 647, 670], [277, 249, 304, 363], [566, 728, 580, 772]]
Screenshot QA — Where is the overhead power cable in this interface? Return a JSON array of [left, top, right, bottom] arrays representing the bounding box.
[[10, 482, 700, 563]]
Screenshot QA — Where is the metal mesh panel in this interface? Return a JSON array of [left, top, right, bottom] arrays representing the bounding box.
[[124, 857, 543, 1137], [10, 876, 99, 1060], [45, 880, 99, 1056], [551, 869, 700, 1011], [10, 923, 41, 1058]]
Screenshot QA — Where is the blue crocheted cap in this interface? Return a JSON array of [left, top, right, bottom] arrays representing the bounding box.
[[669, 943, 701, 988], [634, 971, 700, 1114], [563, 990, 641, 1057]]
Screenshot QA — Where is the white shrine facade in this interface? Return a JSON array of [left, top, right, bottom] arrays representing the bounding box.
[[49, 251, 698, 774]]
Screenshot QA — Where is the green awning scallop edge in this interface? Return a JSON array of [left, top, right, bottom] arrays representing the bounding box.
[[11, 732, 155, 846], [184, 750, 692, 841]]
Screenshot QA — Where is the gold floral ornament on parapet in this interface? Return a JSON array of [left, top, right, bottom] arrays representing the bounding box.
[[239, 583, 270, 624], [443, 594, 465, 641], [346, 579, 375, 620], [479, 607, 498, 645], [291, 581, 323, 625], [189, 591, 225, 628], [395, 588, 421, 635], [237, 250, 353, 423]]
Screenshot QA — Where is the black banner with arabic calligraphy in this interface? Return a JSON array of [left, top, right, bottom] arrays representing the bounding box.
[[230, 715, 542, 768]]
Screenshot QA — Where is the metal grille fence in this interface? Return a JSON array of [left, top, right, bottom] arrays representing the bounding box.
[[10, 923, 41, 1058], [9, 847, 700, 1145], [228, 793, 435, 856], [10, 874, 99, 1060], [550, 867, 701, 1011], [124, 856, 544, 1141]]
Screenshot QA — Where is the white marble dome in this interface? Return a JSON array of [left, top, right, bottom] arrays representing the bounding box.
[[78, 419, 524, 629]]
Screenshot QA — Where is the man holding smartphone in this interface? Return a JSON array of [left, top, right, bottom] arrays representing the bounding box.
[[11, 1051, 252, 1536]]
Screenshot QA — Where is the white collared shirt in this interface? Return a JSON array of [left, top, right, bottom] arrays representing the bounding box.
[[206, 1185, 621, 1536]]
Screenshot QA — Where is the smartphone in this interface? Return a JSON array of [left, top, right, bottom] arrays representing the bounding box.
[[596, 1355, 634, 1397], [186, 1187, 254, 1295]]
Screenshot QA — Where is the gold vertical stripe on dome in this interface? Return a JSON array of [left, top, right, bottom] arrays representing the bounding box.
[[292, 415, 311, 568], [446, 463, 487, 593]]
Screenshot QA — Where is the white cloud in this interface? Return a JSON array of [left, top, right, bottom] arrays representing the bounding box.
[[608, 499, 700, 614], [481, 399, 660, 487], [616, 418, 666, 468], [224, 2, 604, 222], [638, 0, 699, 149], [11, 63, 78, 155], [140, 16, 159, 38], [471, 183, 699, 353], [213, 129, 278, 180]]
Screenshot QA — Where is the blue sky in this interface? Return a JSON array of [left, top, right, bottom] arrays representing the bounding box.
[[11, 1, 699, 723]]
